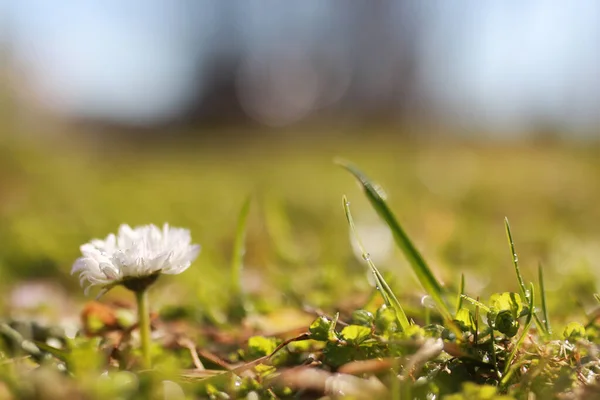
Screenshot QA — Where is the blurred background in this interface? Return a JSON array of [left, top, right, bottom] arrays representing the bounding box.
[[2, 1, 600, 134], [0, 1, 599, 325]]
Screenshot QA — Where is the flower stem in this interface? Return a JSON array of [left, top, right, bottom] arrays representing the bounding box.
[[135, 288, 151, 369]]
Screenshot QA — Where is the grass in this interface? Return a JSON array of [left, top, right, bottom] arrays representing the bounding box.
[[343, 194, 411, 332], [1, 132, 600, 398], [338, 160, 454, 325]]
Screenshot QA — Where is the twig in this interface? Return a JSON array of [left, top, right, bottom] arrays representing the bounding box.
[[177, 337, 205, 370]]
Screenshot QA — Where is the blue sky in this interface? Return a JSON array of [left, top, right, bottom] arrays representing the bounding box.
[[421, 1, 600, 131], [3, 1, 600, 131]]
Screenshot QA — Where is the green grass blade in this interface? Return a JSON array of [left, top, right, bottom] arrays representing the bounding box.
[[263, 196, 302, 264], [330, 312, 340, 337], [230, 196, 252, 313], [504, 218, 528, 299], [459, 294, 491, 313], [34, 341, 69, 362], [338, 160, 452, 322], [343, 195, 411, 331], [456, 273, 465, 315], [538, 263, 552, 335], [490, 327, 500, 379], [504, 217, 548, 336]]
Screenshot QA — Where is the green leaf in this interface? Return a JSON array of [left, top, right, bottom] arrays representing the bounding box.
[[403, 324, 426, 339], [423, 324, 445, 338], [502, 283, 536, 381], [115, 309, 136, 328], [351, 309, 375, 327], [375, 304, 400, 336], [309, 316, 336, 341], [246, 336, 278, 359], [491, 310, 519, 337], [87, 314, 106, 334], [454, 308, 476, 333], [463, 382, 499, 398], [489, 292, 523, 316], [445, 382, 516, 400], [563, 322, 586, 341], [338, 160, 452, 323], [487, 292, 524, 337], [66, 337, 104, 376], [322, 338, 385, 368], [340, 325, 372, 345]]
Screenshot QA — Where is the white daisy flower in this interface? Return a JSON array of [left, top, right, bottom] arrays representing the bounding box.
[[72, 223, 200, 295]]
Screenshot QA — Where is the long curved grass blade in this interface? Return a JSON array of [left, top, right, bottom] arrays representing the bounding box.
[[231, 196, 252, 296], [337, 160, 452, 322], [504, 218, 548, 336], [263, 196, 302, 264], [34, 341, 69, 362], [504, 218, 528, 298], [343, 195, 411, 331], [538, 263, 551, 335], [456, 273, 465, 315], [228, 196, 252, 322], [459, 294, 491, 313]]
